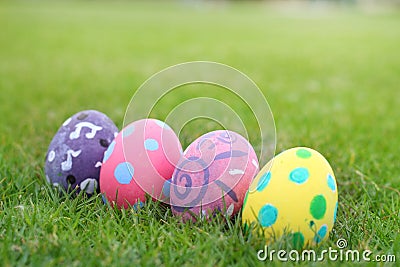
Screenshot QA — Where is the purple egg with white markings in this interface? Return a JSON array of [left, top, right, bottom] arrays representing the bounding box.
[[45, 110, 118, 195]]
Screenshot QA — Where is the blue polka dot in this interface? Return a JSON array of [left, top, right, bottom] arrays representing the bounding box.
[[133, 201, 144, 211], [314, 224, 328, 244], [114, 162, 134, 184], [257, 172, 271, 192], [327, 174, 336, 192], [289, 167, 309, 184], [334, 202, 338, 223], [258, 204, 278, 227], [101, 194, 108, 205], [144, 138, 159, 151], [103, 140, 115, 163], [162, 179, 171, 198], [155, 120, 171, 130], [122, 125, 135, 138]]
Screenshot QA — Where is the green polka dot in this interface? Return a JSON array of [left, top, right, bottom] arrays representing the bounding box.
[[292, 232, 305, 249], [310, 195, 327, 220], [296, 148, 312, 159], [243, 190, 249, 207]]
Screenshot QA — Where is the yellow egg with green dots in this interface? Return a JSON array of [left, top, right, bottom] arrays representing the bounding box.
[[242, 147, 338, 248]]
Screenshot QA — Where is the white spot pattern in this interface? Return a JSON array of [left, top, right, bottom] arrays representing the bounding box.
[[80, 178, 98, 194], [229, 169, 245, 175], [61, 149, 82, 171], [225, 203, 234, 217], [63, 117, 72, 126], [69, 122, 103, 140], [48, 151, 55, 162]]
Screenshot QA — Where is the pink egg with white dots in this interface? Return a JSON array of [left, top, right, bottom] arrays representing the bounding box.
[[169, 130, 259, 221], [100, 119, 182, 209]]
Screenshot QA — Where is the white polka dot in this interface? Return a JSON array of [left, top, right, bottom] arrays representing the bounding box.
[[200, 210, 207, 220], [225, 203, 234, 217], [114, 132, 118, 138], [80, 178, 98, 194], [229, 169, 245, 175], [48, 151, 55, 162], [95, 161, 102, 168], [62, 117, 72, 126]]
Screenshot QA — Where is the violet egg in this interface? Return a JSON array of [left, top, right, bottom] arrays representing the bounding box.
[[45, 110, 118, 195]]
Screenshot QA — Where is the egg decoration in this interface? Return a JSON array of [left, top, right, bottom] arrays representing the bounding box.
[[100, 119, 182, 209], [45, 110, 118, 195], [242, 147, 338, 248], [170, 130, 259, 221]]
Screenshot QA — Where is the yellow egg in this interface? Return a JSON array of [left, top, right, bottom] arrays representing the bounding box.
[[242, 147, 338, 248]]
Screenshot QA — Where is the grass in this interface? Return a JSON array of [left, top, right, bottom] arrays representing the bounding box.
[[0, 0, 399, 266]]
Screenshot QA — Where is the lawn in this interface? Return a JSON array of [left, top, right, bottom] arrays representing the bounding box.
[[0, 1, 399, 266]]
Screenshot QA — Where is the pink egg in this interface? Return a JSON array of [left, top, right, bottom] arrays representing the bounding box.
[[100, 119, 182, 209], [170, 130, 259, 221]]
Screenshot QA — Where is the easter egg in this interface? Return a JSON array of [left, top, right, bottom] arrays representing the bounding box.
[[170, 130, 259, 221], [45, 110, 118, 195], [242, 147, 338, 248], [100, 119, 182, 209]]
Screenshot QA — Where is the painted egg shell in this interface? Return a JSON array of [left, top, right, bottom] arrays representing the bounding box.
[[242, 147, 338, 248], [170, 130, 259, 221], [45, 110, 118, 195], [100, 119, 182, 209]]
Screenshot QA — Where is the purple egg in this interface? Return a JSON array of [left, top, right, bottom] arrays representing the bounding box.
[[45, 110, 118, 195]]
